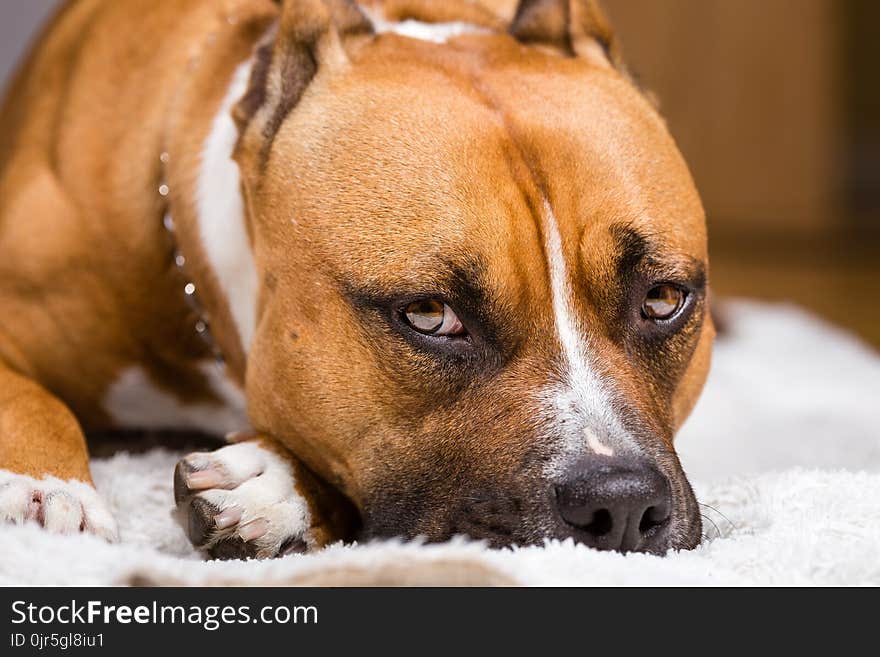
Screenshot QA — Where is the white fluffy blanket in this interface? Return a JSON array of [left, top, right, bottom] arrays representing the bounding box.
[[2, 301, 879, 586]]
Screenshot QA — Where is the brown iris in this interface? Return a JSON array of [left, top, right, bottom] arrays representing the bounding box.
[[642, 284, 685, 320], [403, 299, 465, 336]]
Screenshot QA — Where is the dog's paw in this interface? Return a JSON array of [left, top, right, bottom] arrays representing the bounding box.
[[0, 470, 118, 541], [174, 442, 314, 560]]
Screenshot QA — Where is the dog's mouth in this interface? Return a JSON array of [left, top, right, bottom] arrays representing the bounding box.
[[357, 466, 702, 555], [444, 498, 695, 555]]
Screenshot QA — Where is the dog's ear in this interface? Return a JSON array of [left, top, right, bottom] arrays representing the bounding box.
[[233, 0, 372, 167], [509, 0, 621, 67]]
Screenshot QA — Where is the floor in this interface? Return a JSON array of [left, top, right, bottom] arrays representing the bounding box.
[[709, 228, 880, 349]]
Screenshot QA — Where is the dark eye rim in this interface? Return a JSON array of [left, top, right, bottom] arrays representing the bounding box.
[[344, 282, 506, 366], [640, 283, 690, 322], [384, 296, 478, 360]]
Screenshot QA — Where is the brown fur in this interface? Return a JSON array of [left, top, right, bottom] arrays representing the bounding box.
[[0, 0, 712, 551]]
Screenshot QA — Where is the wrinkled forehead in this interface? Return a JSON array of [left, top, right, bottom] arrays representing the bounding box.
[[264, 36, 706, 278], [464, 45, 708, 261]]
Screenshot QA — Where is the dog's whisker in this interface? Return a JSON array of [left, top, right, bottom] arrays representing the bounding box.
[[699, 513, 722, 539], [699, 502, 737, 532]]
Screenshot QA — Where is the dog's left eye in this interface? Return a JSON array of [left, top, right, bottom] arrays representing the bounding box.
[[402, 299, 466, 336], [642, 284, 686, 321]]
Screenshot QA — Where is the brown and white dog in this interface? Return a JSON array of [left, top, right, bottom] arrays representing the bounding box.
[[0, 0, 713, 558]]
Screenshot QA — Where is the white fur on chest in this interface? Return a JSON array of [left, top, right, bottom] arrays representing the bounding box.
[[196, 60, 259, 353], [104, 364, 248, 436]]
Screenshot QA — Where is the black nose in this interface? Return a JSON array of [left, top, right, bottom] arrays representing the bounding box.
[[554, 457, 672, 553]]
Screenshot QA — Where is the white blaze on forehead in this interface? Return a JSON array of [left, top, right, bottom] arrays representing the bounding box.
[[541, 200, 634, 466], [361, 7, 490, 43], [196, 60, 259, 353], [544, 201, 597, 399]]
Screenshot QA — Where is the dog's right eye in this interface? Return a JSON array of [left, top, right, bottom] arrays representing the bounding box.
[[641, 284, 687, 321], [402, 299, 467, 337]]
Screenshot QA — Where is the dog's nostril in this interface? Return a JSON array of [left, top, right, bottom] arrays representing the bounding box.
[[638, 505, 669, 534], [584, 509, 613, 537]]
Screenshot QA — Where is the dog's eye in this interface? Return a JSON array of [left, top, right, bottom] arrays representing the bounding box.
[[642, 284, 686, 320], [403, 299, 466, 336]]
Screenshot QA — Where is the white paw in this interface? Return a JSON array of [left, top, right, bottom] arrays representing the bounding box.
[[0, 470, 118, 541], [174, 442, 313, 559]]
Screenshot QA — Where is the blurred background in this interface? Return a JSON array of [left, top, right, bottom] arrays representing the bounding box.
[[604, 0, 880, 349], [2, 0, 878, 347]]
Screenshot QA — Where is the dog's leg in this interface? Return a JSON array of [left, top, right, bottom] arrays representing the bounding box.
[[174, 437, 356, 559], [0, 363, 118, 540]]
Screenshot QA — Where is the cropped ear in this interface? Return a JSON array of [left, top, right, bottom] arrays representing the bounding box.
[[233, 0, 372, 167], [509, 0, 621, 67]]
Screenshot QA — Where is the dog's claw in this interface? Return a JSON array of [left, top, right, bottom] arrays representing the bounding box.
[[185, 469, 224, 490], [214, 506, 242, 530], [238, 518, 269, 542]]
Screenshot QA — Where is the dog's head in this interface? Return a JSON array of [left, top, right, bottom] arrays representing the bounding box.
[[236, 0, 713, 553]]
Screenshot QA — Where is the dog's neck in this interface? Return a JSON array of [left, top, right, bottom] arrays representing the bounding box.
[[191, 59, 259, 360], [160, 34, 260, 387]]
